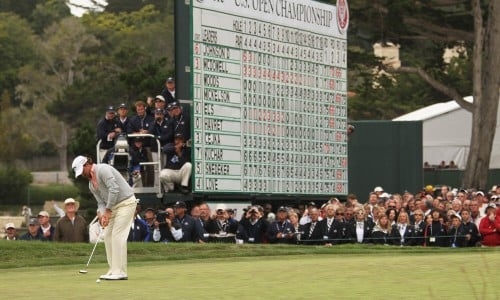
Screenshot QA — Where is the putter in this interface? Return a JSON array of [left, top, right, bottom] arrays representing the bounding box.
[[79, 238, 99, 274], [79, 216, 100, 274]]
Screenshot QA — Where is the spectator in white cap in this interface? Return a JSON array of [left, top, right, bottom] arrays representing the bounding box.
[[146, 95, 167, 117], [475, 191, 488, 216], [54, 198, 88, 243], [373, 186, 384, 197], [3, 223, 18, 240], [37, 210, 55, 241], [72, 155, 138, 280], [448, 213, 466, 247]]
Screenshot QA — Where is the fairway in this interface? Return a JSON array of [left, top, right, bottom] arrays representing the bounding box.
[[0, 252, 498, 299]]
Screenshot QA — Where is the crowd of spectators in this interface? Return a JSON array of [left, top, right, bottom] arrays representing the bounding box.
[[95, 77, 192, 194], [5, 184, 500, 247]]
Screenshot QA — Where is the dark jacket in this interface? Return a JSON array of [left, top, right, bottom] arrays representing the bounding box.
[[171, 113, 191, 141], [236, 218, 269, 244], [412, 221, 426, 246], [162, 143, 190, 170], [148, 119, 174, 152], [54, 215, 88, 242], [461, 221, 480, 247], [448, 224, 467, 247], [424, 221, 448, 247], [175, 214, 203, 242], [96, 117, 119, 150], [128, 218, 150, 242], [323, 218, 350, 245], [347, 219, 374, 243], [300, 221, 324, 245], [126, 114, 155, 146], [389, 224, 415, 246], [116, 117, 130, 133], [267, 219, 296, 244], [19, 232, 47, 241], [371, 228, 390, 245], [38, 226, 55, 241], [161, 88, 175, 104], [206, 218, 238, 243]]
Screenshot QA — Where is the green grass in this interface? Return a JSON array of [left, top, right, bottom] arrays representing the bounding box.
[[0, 242, 498, 299]]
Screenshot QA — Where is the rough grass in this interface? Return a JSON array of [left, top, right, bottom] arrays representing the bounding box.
[[0, 242, 498, 299]]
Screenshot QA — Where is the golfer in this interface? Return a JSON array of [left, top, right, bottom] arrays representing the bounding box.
[[72, 155, 137, 280]]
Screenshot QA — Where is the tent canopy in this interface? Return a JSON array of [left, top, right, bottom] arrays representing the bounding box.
[[393, 96, 500, 169]]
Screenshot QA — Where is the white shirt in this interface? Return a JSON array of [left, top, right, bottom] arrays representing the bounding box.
[[356, 221, 364, 243]]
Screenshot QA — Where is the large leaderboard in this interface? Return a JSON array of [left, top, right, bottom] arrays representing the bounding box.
[[191, 0, 349, 195]]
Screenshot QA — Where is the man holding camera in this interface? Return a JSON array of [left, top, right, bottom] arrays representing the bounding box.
[[236, 206, 269, 243], [151, 207, 183, 243], [206, 205, 238, 243]]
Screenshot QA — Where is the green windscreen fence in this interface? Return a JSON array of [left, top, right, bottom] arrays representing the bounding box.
[[348, 121, 423, 201]]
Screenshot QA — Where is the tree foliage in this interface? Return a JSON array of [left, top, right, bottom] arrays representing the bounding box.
[[0, 166, 33, 204], [0, 13, 36, 107]]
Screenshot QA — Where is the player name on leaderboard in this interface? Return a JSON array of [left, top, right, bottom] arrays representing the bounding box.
[[192, 0, 349, 195]]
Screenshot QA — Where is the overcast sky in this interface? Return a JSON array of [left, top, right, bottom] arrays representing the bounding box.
[[67, 0, 107, 17]]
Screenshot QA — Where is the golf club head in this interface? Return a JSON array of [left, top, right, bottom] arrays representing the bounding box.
[[79, 270, 88, 274]]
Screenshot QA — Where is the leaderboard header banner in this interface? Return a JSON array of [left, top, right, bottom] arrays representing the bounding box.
[[191, 0, 349, 195], [194, 0, 349, 37]]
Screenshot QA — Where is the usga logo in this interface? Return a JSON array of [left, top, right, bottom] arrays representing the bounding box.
[[336, 0, 349, 34]]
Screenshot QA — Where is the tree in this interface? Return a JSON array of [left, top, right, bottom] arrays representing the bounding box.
[[31, 0, 72, 34], [384, 1, 499, 189], [0, 13, 36, 107], [48, 5, 174, 127], [16, 17, 100, 171]]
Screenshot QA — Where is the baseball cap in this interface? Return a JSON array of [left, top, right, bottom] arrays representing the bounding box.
[[106, 105, 115, 113], [485, 203, 496, 212], [174, 133, 184, 140], [144, 208, 155, 213], [216, 204, 226, 212], [277, 206, 288, 212], [450, 213, 461, 221], [38, 211, 49, 218], [28, 217, 39, 225], [374, 186, 384, 192], [476, 191, 485, 196], [167, 102, 179, 110], [118, 103, 128, 109], [166, 77, 174, 83], [154, 108, 165, 114], [4, 223, 15, 230], [155, 95, 165, 102], [71, 155, 88, 178], [174, 201, 186, 208]]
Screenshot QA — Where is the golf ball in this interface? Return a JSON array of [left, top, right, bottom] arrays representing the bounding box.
[[96, 279, 101, 283]]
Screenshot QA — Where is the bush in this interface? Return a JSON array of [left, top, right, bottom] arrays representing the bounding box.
[[0, 167, 32, 205], [26, 184, 80, 205]]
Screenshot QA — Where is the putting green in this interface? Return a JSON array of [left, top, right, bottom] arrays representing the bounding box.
[[0, 252, 498, 299]]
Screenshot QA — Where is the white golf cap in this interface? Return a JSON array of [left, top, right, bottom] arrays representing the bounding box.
[[38, 211, 50, 217], [374, 186, 384, 192], [72, 155, 87, 178], [64, 198, 76, 205], [4, 223, 15, 230], [215, 204, 226, 211]]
